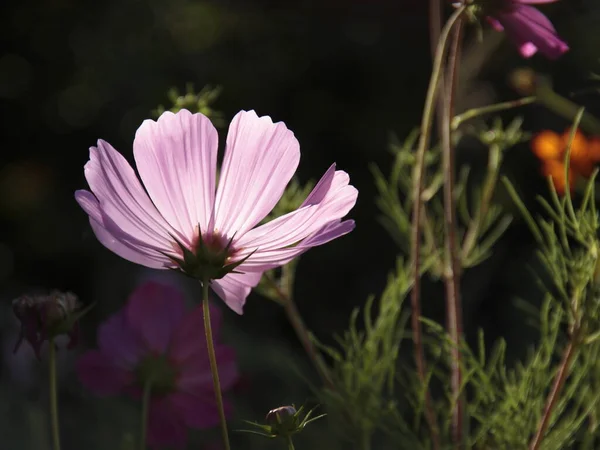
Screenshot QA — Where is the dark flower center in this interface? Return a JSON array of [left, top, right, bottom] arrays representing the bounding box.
[[135, 354, 178, 395], [167, 227, 250, 282]]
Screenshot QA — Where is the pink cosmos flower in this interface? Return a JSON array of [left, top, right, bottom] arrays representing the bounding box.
[[76, 109, 357, 314], [486, 0, 568, 59], [76, 281, 238, 449]]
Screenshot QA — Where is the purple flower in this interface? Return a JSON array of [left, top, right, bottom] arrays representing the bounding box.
[[76, 109, 358, 313], [76, 281, 238, 449], [486, 0, 568, 59]]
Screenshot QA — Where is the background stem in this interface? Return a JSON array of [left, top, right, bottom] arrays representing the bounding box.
[[411, 4, 465, 446], [139, 379, 152, 450], [48, 338, 61, 450], [441, 15, 466, 448]]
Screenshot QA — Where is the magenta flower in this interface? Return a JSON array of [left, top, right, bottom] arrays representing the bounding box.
[[76, 109, 357, 313], [486, 0, 568, 59], [76, 282, 238, 449]]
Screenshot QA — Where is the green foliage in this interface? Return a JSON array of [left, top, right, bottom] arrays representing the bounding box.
[[314, 259, 422, 448], [316, 109, 600, 450], [371, 115, 525, 279], [152, 83, 225, 126]]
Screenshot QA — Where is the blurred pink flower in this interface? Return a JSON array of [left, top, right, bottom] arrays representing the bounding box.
[[76, 109, 357, 313], [486, 0, 568, 59], [76, 282, 238, 449]]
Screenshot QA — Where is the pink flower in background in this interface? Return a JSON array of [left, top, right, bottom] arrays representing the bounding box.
[[76, 109, 357, 314], [486, 0, 568, 59], [76, 282, 238, 449]]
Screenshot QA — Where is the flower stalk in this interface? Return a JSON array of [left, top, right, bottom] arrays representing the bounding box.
[[287, 436, 296, 450], [139, 379, 153, 450], [48, 338, 61, 450], [411, 3, 465, 446], [202, 279, 231, 450], [529, 331, 579, 450], [441, 11, 466, 446]]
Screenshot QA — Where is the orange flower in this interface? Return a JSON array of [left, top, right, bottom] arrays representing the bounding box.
[[589, 137, 600, 162], [561, 128, 594, 177], [531, 128, 600, 194], [531, 130, 562, 160], [541, 160, 575, 196]]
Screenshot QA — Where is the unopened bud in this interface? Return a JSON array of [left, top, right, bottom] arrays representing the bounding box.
[[12, 291, 87, 359]]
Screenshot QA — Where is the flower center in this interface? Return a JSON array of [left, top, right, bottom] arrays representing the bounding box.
[[135, 354, 178, 395], [168, 227, 249, 282]]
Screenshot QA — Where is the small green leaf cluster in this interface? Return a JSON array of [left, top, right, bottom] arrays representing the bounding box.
[[153, 83, 225, 127]]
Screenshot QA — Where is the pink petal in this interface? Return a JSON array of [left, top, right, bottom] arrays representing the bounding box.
[[168, 391, 232, 429], [494, 5, 568, 59], [299, 163, 336, 207], [125, 282, 186, 354], [214, 110, 300, 237], [519, 42, 538, 58], [98, 311, 145, 367], [210, 271, 263, 314], [176, 346, 239, 393], [236, 168, 357, 254], [76, 190, 172, 269], [81, 140, 178, 251], [133, 110, 219, 239], [233, 220, 356, 271], [76, 350, 133, 395], [169, 302, 222, 362], [486, 17, 504, 32], [147, 397, 188, 449], [301, 219, 356, 247]]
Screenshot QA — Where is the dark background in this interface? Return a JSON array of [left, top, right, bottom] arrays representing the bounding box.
[[1, 0, 599, 449]]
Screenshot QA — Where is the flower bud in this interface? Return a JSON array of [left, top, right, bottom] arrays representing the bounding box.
[[266, 405, 298, 433], [12, 291, 84, 359]]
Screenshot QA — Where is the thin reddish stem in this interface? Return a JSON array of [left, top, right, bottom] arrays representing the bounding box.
[[441, 15, 466, 448], [529, 331, 579, 450]]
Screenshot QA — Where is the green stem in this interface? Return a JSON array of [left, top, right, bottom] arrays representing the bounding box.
[[536, 82, 600, 135], [441, 14, 466, 448], [139, 379, 152, 450], [202, 280, 231, 450], [286, 436, 296, 450], [48, 338, 61, 450], [451, 96, 537, 130], [410, 4, 465, 448], [359, 430, 371, 450]]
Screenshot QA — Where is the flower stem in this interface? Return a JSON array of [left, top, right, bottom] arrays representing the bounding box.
[[139, 378, 152, 450], [451, 97, 536, 130], [286, 436, 296, 450], [264, 270, 335, 390], [441, 14, 466, 447], [529, 326, 581, 450], [202, 279, 231, 450], [410, 3, 465, 446], [48, 338, 61, 450]]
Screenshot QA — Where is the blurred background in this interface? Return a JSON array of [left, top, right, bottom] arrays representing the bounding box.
[[1, 0, 600, 448]]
